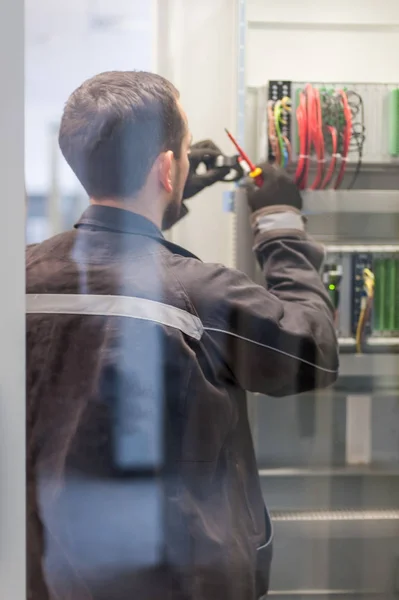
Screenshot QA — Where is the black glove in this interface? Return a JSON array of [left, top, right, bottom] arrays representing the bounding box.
[[245, 163, 302, 214], [183, 140, 231, 200]]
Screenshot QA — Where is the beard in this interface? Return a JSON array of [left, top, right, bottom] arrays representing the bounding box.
[[161, 165, 186, 231]]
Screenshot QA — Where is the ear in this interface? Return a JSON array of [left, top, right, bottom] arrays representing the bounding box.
[[158, 151, 174, 193]]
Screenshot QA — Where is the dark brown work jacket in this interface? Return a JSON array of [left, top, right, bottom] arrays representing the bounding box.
[[26, 205, 339, 600]]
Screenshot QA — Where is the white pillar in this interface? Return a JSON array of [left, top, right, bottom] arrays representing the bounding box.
[[0, 0, 25, 598], [48, 123, 63, 236], [155, 0, 240, 267]]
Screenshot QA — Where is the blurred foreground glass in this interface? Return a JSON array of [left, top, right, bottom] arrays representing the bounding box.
[[25, 1, 399, 600]]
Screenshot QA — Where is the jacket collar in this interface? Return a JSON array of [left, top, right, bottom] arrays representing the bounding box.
[[74, 204, 201, 261], [75, 205, 164, 238]]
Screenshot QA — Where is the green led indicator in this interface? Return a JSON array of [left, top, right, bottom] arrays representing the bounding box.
[[329, 284, 336, 290]]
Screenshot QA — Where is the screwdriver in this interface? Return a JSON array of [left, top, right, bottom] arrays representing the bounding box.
[[225, 128, 264, 187]]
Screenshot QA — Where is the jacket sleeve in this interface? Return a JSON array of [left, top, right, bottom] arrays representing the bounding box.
[[189, 205, 339, 397]]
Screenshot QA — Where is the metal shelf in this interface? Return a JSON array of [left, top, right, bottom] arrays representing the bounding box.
[[337, 353, 399, 377], [326, 244, 399, 253], [338, 340, 399, 357], [271, 509, 399, 522], [259, 466, 399, 478], [259, 466, 399, 512], [302, 190, 399, 215], [286, 160, 399, 193], [269, 593, 399, 599], [251, 353, 399, 385], [269, 516, 399, 593]]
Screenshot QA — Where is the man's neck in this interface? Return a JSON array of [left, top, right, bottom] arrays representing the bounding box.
[[90, 197, 163, 230]]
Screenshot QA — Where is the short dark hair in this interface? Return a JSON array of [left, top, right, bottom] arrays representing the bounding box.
[[59, 71, 186, 198]]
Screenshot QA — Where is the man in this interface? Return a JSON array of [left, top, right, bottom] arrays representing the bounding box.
[[26, 71, 339, 600]]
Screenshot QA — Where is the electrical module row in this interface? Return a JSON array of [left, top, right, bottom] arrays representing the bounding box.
[[263, 81, 399, 191], [323, 250, 399, 353]]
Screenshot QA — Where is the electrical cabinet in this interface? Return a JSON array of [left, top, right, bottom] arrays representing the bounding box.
[[237, 77, 399, 599]]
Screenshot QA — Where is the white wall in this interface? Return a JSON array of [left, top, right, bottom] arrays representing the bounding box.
[[247, 0, 399, 86], [247, 0, 399, 25], [25, 0, 155, 194]]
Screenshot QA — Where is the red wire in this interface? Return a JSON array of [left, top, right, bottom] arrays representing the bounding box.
[[321, 126, 338, 189], [294, 104, 304, 182], [334, 90, 352, 189], [295, 91, 308, 189], [296, 87, 353, 190], [296, 85, 325, 190], [268, 101, 280, 164], [302, 85, 312, 189], [308, 86, 325, 190]]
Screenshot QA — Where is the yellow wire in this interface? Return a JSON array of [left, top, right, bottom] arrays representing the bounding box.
[[281, 96, 292, 113], [274, 101, 284, 167], [274, 96, 293, 167], [355, 305, 366, 354], [355, 268, 375, 354], [363, 268, 375, 297]]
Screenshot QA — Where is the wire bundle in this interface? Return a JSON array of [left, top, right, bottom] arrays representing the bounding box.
[[346, 91, 366, 189], [268, 84, 366, 190], [289, 84, 327, 190], [267, 97, 292, 169], [333, 89, 353, 189]]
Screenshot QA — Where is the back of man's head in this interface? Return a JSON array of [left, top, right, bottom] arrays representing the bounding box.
[[59, 71, 186, 199]]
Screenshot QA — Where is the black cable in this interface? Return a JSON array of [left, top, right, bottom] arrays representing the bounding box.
[[320, 90, 344, 188], [346, 91, 366, 189]]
